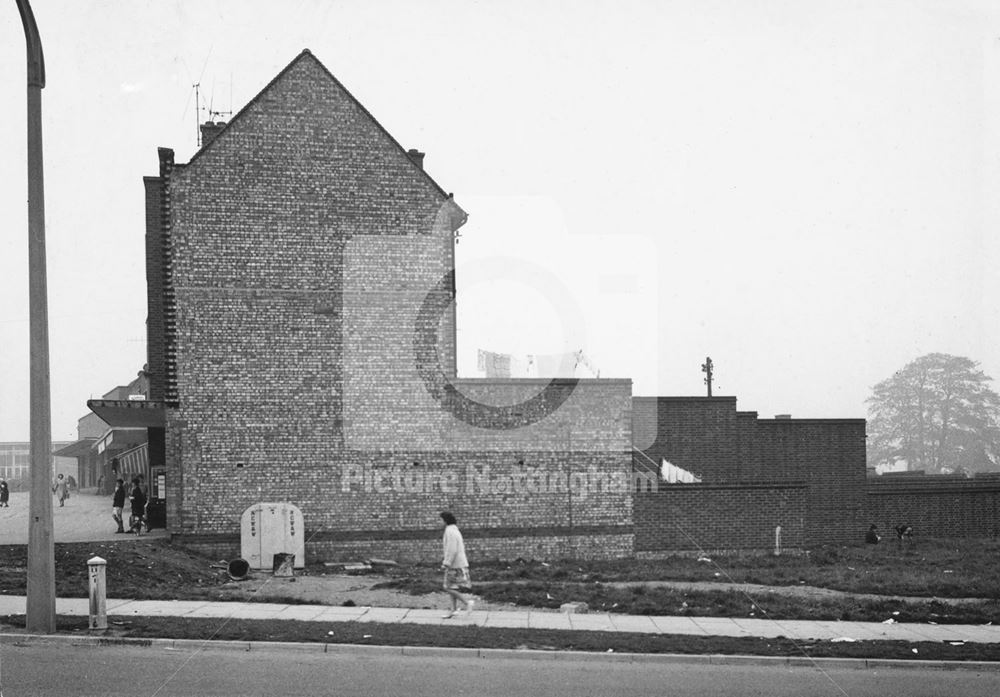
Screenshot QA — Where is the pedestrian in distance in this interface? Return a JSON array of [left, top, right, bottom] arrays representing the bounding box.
[[440, 511, 475, 619], [112, 479, 126, 533], [865, 524, 881, 544], [137, 473, 151, 532], [0, 479, 9, 507], [52, 473, 69, 507], [895, 523, 914, 553], [129, 477, 147, 535]]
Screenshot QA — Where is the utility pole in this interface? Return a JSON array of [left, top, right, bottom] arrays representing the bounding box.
[[17, 0, 56, 633], [701, 356, 714, 398]]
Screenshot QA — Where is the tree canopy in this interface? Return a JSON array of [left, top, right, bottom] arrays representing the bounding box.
[[866, 353, 1000, 474]]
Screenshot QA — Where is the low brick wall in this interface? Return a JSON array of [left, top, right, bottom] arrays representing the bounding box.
[[634, 482, 808, 553], [173, 526, 633, 565], [866, 476, 1000, 538]]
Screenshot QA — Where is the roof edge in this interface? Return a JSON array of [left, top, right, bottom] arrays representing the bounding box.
[[182, 49, 466, 223]]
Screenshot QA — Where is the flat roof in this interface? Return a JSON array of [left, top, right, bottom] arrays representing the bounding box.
[[52, 438, 98, 458], [87, 399, 165, 428]]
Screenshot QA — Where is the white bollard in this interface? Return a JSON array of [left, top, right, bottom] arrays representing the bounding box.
[[774, 526, 782, 556], [87, 556, 107, 630]]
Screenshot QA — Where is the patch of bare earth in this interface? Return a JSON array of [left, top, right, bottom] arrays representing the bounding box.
[[213, 572, 445, 609]]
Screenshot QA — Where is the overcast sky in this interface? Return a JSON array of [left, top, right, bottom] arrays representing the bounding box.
[[2, 0, 998, 441]]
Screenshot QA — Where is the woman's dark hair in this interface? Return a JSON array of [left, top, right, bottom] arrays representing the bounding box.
[[440, 511, 457, 526]]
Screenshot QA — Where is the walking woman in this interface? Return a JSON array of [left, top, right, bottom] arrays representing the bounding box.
[[440, 511, 475, 618], [52, 473, 69, 507]]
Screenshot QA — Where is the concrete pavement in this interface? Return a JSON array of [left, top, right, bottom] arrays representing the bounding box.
[[0, 595, 997, 644], [0, 489, 169, 544]]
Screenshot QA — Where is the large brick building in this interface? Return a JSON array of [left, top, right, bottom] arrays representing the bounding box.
[[137, 50, 636, 561], [114, 50, 876, 562]]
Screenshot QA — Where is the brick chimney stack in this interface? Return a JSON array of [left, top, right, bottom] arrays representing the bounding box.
[[200, 121, 227, 148], [407, 148, 425, 170]]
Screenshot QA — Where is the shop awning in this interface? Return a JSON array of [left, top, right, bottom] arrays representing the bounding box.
[[96, 427, 148, 455], [52, 438, 98, 458], [114, 442, 149, 477], [87, 399, 165, 428]]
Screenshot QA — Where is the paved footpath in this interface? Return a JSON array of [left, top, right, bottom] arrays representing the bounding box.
[[0, 596, 997, 644]]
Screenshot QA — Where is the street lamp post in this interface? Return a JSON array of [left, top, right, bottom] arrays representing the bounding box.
[[16, 0, 56, 633]]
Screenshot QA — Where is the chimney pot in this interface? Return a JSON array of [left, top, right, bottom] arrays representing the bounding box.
[[407, 148, 425, 169], [200, 121, 227, 148]]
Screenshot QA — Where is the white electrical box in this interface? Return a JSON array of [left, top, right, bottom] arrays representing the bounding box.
[[240, 502, 305, 569]]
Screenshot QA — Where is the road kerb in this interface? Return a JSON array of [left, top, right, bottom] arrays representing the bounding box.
[[3, 632, 999, 671]]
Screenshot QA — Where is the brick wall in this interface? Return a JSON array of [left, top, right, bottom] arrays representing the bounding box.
[[751, 419, 866, 544], [631, 397, 739, 481], [163, 379, 634, 561], [867, 476, 1000, 538], [153, 51, 632, 561], [175, 531, 634, 566], [633, 397, 866, 547], [76, 412, 107, 440], [634, 483, 807, 553], [143, 174, 165, 401], [735, 411, 760, 479]]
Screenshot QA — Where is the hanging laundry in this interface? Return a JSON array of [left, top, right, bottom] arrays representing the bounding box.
[[535, 352, 577, 378], [478, 349, 512, 377], [510, 355, 538, 378]]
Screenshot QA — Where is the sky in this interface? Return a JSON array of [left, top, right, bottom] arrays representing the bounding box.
[[1, 0, 998, 441]]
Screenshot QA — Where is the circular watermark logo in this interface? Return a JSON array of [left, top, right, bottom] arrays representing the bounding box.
[[413, 255, 588, 429]]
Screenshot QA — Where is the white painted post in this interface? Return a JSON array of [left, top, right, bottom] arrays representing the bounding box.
[[87, 556, 107, 630], [774, 526, 782, 556]]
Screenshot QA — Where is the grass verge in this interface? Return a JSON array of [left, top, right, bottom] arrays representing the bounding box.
[[372, 578, 1000, 624], [1, 615, 996, 662], [466, 537, 1000, 599]]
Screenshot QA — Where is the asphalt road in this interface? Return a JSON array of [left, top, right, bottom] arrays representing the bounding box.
[[1, 642, 998, 697]]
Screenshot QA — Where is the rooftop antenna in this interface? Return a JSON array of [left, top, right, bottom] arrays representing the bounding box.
[[701, 356, 714, 397], [193, 82, 201, 147], [206, 79, 233, 129], [208, 107, 233, 122], [190, 47, 214, 148]]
